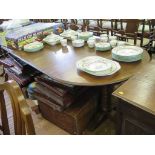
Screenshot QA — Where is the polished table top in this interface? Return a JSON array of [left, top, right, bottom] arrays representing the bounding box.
[[113, 60, 155, 115], [8, 43, 150, 86]]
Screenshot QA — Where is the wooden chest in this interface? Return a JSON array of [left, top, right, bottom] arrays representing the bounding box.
[[38, 90, 98, 134]]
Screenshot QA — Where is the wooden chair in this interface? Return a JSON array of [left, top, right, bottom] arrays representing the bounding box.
[[100, 19, 117, 35], [147, 30, 155, 58], [0, 80, 35, 135], [112, 19, 145, 45], [68, 23, 79, 31], [84, 19, 109, 35], [0, 80, 69, 135]]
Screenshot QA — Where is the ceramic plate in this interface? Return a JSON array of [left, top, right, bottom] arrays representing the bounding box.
[[76, 56, 121, 76], [112, 46, 143, 62]]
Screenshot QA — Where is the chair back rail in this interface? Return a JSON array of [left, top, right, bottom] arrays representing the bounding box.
[[0, 80, 35, 135]]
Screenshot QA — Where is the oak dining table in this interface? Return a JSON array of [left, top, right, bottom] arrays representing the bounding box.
[[1, 42, 151, 126]]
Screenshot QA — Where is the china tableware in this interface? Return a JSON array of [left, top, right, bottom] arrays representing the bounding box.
[[87, 40, 95, 48], [110, 40, 117, 48], [24, 41, 44, 52], [60, 39, 67, 47], [78, 32, 93, 41], [112, 46, 143, 62], [95, 42, 111, 51], [72, 39, 85, 47], [76, 56, 121, 76]]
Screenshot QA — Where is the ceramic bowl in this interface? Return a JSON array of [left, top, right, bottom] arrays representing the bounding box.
[[72, 39, 85, 47], [95, 42, 111, 51], [78, 32, 93, 41], [87, 40, 95, 48]]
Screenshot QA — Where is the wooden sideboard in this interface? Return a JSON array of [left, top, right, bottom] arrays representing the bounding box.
[[113, 60, 155, 134]]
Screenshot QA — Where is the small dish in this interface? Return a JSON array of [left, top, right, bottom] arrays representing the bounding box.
[[87, 40, 95, 48], [72, 39, 85, 47], [95, 42, 111, 51]]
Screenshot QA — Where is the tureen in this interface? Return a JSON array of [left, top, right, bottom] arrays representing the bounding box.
[[78, 32, 93, 41]]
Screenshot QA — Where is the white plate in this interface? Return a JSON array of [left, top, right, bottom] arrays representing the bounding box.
[[82, 59, 112, 72], [76, 56, 121, 76], [112, 46, 143, 62]]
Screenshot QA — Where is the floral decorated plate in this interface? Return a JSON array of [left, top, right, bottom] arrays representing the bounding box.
[[76, 56, 121, 76]]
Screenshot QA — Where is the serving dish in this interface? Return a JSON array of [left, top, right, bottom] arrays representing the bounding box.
[[60, 30, 78, 40], [112, 46, 143, 62], [76, 56, 121, 76], [95, 42, 111, 51], [78, 32, 93, 41], [24, 41, 44, 52], [43, 34, 62, 46], [72, 39, 85, 47]]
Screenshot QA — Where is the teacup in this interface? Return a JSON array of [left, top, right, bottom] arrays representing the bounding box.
[[110, 40, 117, 48], [100, 36, 108, 42], [60, 39, 67, 47], [87, 40, 95, 48]]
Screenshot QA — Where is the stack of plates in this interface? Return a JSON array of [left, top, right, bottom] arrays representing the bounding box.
[[95, 43, 111, 51], [24, 41, 44, 52], [76, 56, 121, 76], [112, 46, 143, 62], [78, 32, 93, 41]]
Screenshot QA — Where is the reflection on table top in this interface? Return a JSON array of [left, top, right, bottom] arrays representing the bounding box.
[[8, 43, 150, 86]]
